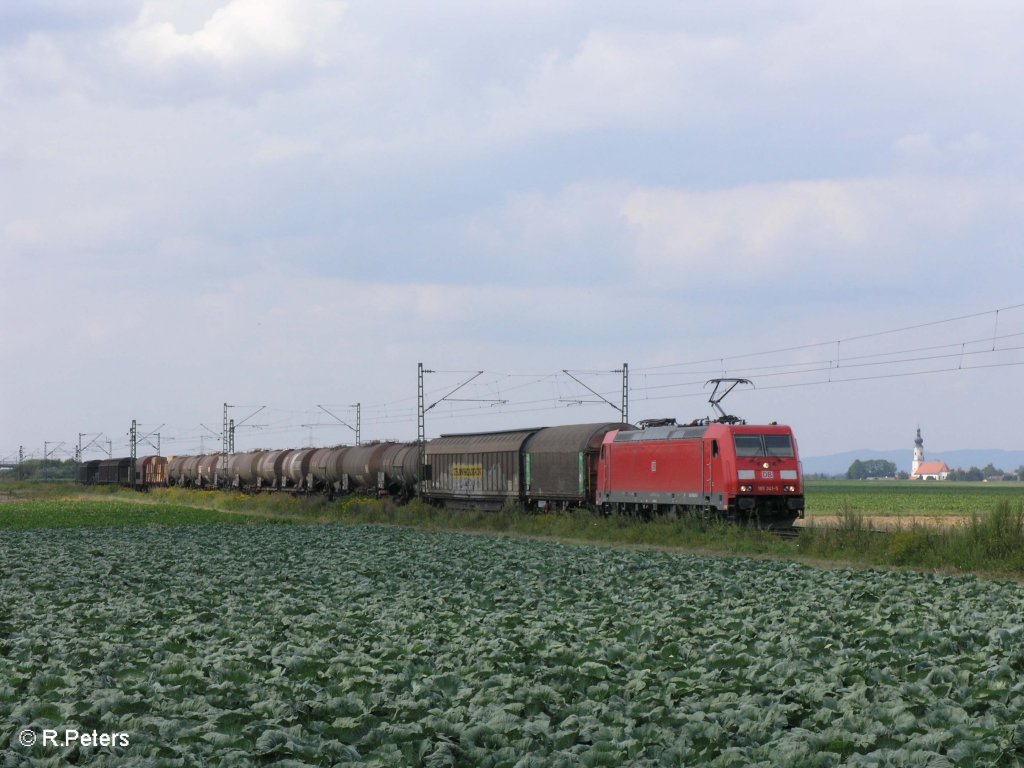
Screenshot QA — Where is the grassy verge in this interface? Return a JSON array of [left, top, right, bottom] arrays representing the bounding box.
[[330, 497, 1024, 577], [5, 484, 1024, 577], [798, 500, 1024, 575], [332, 496, 801, 556]]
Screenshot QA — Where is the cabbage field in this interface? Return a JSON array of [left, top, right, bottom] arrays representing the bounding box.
[[3, 524, 1024, 766]]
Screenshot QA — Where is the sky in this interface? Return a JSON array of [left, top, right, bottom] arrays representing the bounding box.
[[2, 0, 1023, 463]]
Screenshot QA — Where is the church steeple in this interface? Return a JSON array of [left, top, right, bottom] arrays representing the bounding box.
[[912, 427, 924, 476]]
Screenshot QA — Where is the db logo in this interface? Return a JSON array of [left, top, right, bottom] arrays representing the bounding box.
[[761, 470, 775, 479]]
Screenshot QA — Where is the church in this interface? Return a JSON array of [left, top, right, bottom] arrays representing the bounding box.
[[910, 428, 950, 480]]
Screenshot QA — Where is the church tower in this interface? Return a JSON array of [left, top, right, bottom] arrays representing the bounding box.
[[912, 427, 924, 477]]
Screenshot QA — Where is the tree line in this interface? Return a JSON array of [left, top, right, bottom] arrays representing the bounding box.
[[0, 458, 77, 483], [844, 459, 1024, 481]]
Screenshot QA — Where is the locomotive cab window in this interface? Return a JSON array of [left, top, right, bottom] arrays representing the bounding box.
[[734, 435, 764, 457], [763, 434, 795, 458], [734, 434, 795, 458]]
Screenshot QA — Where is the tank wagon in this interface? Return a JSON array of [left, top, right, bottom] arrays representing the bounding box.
[[149, 442, 424, 498], [197, 454, 220, 487], [379, 442, 422, 499], [256, 449, 293, 489]]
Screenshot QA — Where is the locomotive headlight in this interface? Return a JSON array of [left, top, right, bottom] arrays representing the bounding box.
[[740, 485, 752, 492], [785, 485, 796, 492], [762, 462, 770, 469]]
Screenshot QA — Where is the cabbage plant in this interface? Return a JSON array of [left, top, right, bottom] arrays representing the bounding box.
[[2, 524, 1024, 766]]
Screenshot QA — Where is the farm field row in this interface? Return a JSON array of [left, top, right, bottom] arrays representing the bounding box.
[[0, 497, 273, 528], [3, 486, 1024, 576], [4, 524, 1024, 766], [805, 480, 1024, 517]]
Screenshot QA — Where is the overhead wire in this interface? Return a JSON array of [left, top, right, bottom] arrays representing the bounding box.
[[12, 302, 1023, 456]]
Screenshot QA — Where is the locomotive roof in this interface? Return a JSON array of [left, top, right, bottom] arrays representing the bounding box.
[[613, 425, 709, 442], [614, 420, 793, 443]]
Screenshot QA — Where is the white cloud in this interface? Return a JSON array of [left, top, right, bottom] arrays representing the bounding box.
[[0, 33, 74, 91], [483, 29, 742, 138], [250, 134, 321, 164], [116, 0, 347, 72], [950, 132, 993, 156], [459, 176, 1007, 290], [895, 132, 996, 161], [619, 178, 991, 282], [893, 133, 938, 157]]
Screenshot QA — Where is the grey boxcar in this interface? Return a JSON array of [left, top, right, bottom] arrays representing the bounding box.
[[423, 429, 541, 509]]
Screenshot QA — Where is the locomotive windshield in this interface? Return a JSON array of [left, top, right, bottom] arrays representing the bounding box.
[[734, 434, 795, 458]]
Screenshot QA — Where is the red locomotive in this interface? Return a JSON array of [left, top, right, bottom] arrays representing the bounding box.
[[595, 380, 804, 526]]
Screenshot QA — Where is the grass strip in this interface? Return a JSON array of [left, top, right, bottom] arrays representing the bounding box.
[[0, 498, 273, 528], [6, 483, 1024, 577]]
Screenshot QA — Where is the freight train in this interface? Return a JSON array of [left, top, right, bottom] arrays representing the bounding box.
[[76, 413, 805, 526]]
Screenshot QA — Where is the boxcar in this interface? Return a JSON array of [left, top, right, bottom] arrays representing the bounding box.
[[135, 455, 167, 486], [78, 456, 165, 487], [523, 422, 633, 508], [423, 429, 540, 509], [77, 459, 102, 484], [97, 457, 132, 485]]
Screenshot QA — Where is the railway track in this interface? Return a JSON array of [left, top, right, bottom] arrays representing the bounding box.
[[769, 525, 890, 540], [769, 526, 802, 540]]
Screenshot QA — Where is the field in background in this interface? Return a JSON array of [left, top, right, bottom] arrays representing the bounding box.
[[0, 497, 273, 528], [805, 479, 1024, 517]]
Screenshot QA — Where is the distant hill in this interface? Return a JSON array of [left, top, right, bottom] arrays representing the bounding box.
[[803, 449, 1024, 477]]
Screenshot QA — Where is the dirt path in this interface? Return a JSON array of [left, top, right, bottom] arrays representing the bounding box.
[[798, 515, 968, 530]]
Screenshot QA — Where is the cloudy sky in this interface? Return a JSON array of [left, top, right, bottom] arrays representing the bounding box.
[[2, 0, 1023, 463]]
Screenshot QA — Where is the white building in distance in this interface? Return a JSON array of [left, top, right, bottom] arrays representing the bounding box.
[[910, 428, 950, 480]]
